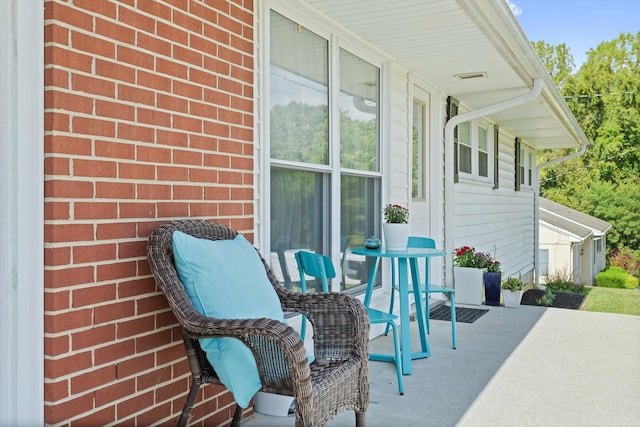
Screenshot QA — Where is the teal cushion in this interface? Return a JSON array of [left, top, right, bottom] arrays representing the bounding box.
[[172, 231, 284, 408]]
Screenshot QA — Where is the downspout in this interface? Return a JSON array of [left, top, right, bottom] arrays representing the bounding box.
[[534, 140, 588, 290], [443, 78, 543, 286]]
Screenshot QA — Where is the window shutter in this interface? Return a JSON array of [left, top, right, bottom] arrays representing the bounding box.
[[514, 137, 521, 191], [447, 96, 459, 183], [493, 125, 499, 189]]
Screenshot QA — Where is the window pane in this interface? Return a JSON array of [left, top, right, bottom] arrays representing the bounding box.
[[459, 121, 470, 146], [339, 49, 379, 171], [270, 168, 328, 291], [460, 145, 472, 174], [412, 100, 425, 199], [270, 12, 329, 164], [478, 152, 488, 177], [340, 174, 380, 291]]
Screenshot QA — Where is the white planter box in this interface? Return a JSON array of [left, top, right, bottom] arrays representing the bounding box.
[[502, 289, 523, 308], [453, 267, 484, 305]]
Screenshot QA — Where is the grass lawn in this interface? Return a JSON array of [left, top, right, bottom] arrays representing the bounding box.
[[581, 286, 640, 316]]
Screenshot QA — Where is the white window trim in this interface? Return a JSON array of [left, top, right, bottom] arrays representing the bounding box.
[[457, 118, 494, 185]]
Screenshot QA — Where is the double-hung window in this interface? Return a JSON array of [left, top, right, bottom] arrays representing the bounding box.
[[268, 9, 381, 293], [457, 119, 494, 183]]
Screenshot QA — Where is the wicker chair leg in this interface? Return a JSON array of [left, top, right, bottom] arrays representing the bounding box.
[[177, 377, 202, 427], [230, 404, 243, 426], [355, 411, 366, 427]]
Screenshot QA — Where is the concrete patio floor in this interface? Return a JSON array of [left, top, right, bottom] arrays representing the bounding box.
[[244, 303, 640, 426]]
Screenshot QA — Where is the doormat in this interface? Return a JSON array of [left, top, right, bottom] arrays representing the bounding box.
[[429, 305, 489, 323]]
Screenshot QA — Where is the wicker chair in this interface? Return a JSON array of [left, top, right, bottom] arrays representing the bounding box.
[[147, 220, 370, 427]]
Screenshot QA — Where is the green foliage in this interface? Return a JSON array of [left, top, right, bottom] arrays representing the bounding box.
[[502, 277, 526, 291], [581, 286, 640, 316], [536, 289, 556, 306], [544, 270, 585, 293], [609, 247, 640, 278], [595, 267, 639, 289], [534, 31, 640, 258]]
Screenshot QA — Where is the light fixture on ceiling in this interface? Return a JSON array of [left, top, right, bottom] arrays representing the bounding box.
[[454, 71, 488, 80]]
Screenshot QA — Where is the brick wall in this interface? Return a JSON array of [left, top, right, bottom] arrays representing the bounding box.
[[43, 1, 254, 425]]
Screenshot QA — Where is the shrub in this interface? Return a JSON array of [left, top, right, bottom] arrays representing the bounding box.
[[544, 268, 584, 293], [595, 267, 638, 289], [609, 247, 640, 279]]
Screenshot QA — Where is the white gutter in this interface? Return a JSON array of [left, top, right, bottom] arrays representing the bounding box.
[[443, 78, 543, 286], [534, 142, 589, 290]]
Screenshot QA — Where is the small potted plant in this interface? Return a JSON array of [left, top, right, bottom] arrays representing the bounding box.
[[383, 204, 410, 251], [452, 246, 488, 305], [501, 277, 526, 307], [483, 255, 502, 306]]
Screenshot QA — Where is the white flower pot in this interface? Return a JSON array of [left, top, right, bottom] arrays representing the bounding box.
[[383, 223, 410, 251], [502, 289, 523, 308], [453, 266, 484, 305]]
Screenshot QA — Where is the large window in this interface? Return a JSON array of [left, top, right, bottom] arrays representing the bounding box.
[[269, 10, 381, 292], [457, 119, 494, 182]]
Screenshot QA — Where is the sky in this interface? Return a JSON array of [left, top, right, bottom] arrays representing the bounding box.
[[509, 0, 640, 66]]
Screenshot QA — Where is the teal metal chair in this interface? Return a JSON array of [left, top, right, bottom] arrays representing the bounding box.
[[295, 250, 405, 395], [386, 237, 457, 349]]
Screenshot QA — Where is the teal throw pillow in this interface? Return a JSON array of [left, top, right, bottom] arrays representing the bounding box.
[[172, 231, 284, 408]]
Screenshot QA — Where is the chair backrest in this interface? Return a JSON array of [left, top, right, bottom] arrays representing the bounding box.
[[295, 251, 335, 293], [408, 236, 435, 249]]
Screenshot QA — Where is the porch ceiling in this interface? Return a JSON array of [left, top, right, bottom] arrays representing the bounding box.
[[304, 0, 590, 150]]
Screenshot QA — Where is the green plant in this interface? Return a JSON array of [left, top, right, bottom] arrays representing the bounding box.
[[544, 269, 585, 293], [581, 286, 640, 316], [383, 204, 409, 223], [595, 266, 639, 289], [536, 289, 556, 306], [501, 277, 526, 291], [453, 246, 498, 270]]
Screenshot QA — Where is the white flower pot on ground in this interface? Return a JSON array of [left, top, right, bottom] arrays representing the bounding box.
[[502, 289, 523, 308], [453, 266, 484, 305]]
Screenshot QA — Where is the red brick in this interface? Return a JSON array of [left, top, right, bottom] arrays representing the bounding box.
[[73, 0, 117, 19], [204, 56, 231, 75], [45, 135, 93, 156], [117, 315, 156, 340], [119, 162, 156, 180], [173, 8, 203, 33], [74, 202, 118, 220], [189, 134, 218, 151], [137, 183, 171, 200], [71, 73, 116, 98], [156, 57, 188, 79], [137, 107, 171, 127], [45, 201, 71, 221], [44, 392, 93, 425], [45, 111, 70, 132], [155, 377, 189, 405], [156, 129, 189, 147], [218, 107, 243, 125], [173, 185, 203, 199], [71, 31, 115, 59], [204, 152, 230, 168], [44, 223, 95, 244], [72, 283, 116, 307], [156, 342, 185, 366], [44, 379, 69, 402], [95, 58, 135, 84], [136, 69, 172, 93], [94, 378, 135, 407], [173, 80, 202, 99], [95, 18, 135, 45], [189, 202, 218, 217], [94, 339, 136, 365], [71, 405, 116, 427], [118, 7, 156, 34], [189, 34, 218, 58], [44, 67, 69, 90], [204, 187, 228, 201], [47, 90, 94, 114], [44, 156, 69, 176], [44, 335, 70, 357], [117, 45, 155, 70], [94, 300, 136, 325], [136, 402, 172, 427], [116, 353, 155, 379], [71, 365, 116, 394], [95, 140, 136, 160], [117, 240, 146, 259], [136, 294, 170, 316], [96, 260, 137, 282], [137, 32, 172, 57], [96, 99, 135, 121], [72, 116, 116, 138], [44, 266, 95, 289], [117, 277, 156, 299], [157, 93, 188, 113], [119, 202, 157, 219], [96, 222, 137, 240], [45, 23, 69, 46], [157, 202, 189, 217], [95, 181, 136, 199], [117, 84, 155, 107], [116, 390, 155, 419], [174, 150, 202, 166], [44, 351, 93, 379], [157, 21, 188, 46], [136, 329, 172, 355], [45, 289, 71, 311], [44, 45, 93, 73], [118, 123, 155, 142], [72, 325, 117, 352], [203, 121, 230, 138], [44, 179, 94, 198], [172, 114, 202, 133], [189, 101, 218, 121]]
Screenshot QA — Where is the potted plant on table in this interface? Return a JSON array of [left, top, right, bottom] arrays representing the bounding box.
[[452, 246, 488, 305], [383, 204, 410, 251], [501, 277, 526, 307]]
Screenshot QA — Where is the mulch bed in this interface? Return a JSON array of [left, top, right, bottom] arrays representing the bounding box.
[[521, 289, 586, 310]]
